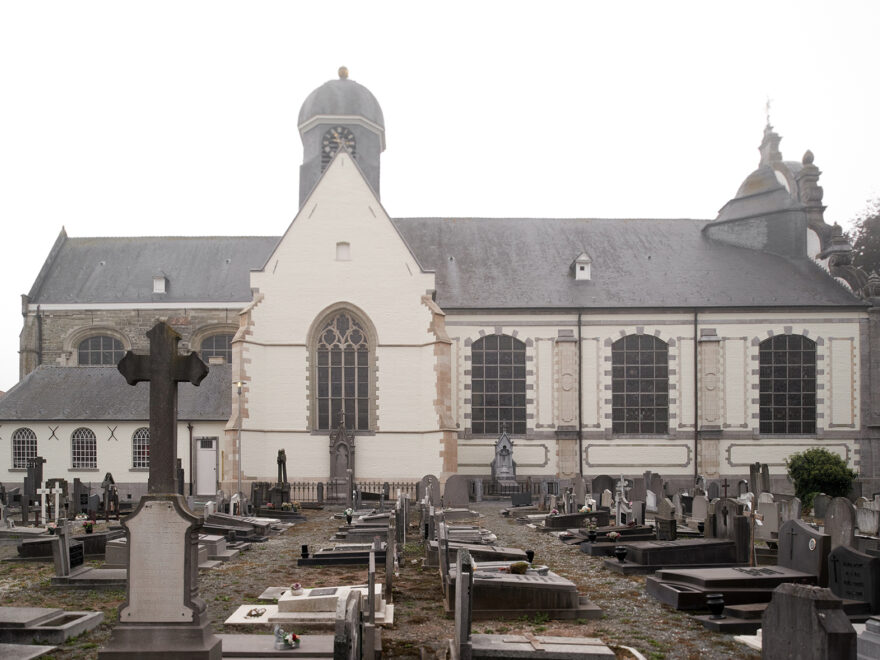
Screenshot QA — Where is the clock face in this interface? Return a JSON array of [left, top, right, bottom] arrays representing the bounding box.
[[322, 126, 356, 168]]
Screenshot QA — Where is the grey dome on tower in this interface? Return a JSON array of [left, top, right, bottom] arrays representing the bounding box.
[[297, 67, 385, 130], [298, 67, 386, 206]]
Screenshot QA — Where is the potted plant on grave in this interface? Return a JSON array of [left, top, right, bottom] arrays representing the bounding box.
[[281, 502, 292, 511], [344, 507, 353, 525], [289, 582, 303, 596], [46, 522, 57, 535], [264, 501, 273, 509], [606, 531, 620, 542], [550, 508, 559, 516], [292, 501, 301, 512], [82, 520, 94, 534]]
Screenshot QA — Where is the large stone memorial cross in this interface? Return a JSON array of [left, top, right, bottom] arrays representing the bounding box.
[[99, 322, 218, 659], [50, 485, 64, 522], [118, 322, 208, 494]]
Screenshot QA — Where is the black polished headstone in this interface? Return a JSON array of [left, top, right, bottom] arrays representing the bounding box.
[[778, 519, 831, 587], [828, 545, 880, 613]]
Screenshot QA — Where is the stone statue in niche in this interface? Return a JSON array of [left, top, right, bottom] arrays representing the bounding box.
[[490, 426, 518, 493]]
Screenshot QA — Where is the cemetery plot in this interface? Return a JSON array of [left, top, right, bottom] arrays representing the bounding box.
[[603, 538, 741, 575], [0, 606, 103, 645]]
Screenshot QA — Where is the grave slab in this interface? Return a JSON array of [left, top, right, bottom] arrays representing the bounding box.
[[0, 606, 104, 644], [0, 643, 58, 660]]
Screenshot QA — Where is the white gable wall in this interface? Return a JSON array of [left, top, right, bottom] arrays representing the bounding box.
[[230, 153, 446, 485]]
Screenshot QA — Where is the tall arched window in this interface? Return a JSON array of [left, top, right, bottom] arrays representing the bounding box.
[[759, 335, 817, 434], [315, 311, 370, 431], [612, 334, 669, 434], [471, 334, 527, 435], [78, 335, 125, 366], [200, 334, 233, 363], [71, 427, 97, 469], [132, 427, 150, 469], [12, 427, 37, 469]]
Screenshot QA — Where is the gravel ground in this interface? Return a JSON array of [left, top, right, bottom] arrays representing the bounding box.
[[0, 502, 760, 659]]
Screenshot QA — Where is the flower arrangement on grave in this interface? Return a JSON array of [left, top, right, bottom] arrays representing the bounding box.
[[289, 582, 303, 596], [606, 531, 620, 541], [550, 508, 559, 516], [264, 501, 274, 508], [344, 507, 354, 524], [82, 520, 94, 534], [292, 501, 301, 512], [579, 504, 591, 514], [281, 502, 292, 511], [46, 521, 58, 534], [273, 625, 300, 649], [75, 513, 88, 521]]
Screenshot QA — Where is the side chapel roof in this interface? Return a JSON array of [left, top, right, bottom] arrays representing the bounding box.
[[0, 365, 230, 420]]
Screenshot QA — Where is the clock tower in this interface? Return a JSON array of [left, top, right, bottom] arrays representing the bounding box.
[[298, 67, 385, 207]]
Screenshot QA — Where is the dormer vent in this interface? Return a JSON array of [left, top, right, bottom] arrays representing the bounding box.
[[572, 252, 592, 281], [153, 274, 167, 294]]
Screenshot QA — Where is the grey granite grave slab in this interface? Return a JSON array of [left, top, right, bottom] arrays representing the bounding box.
[[603, 538, 739, 575], [0, 643, 58, 660], [859, 616, 880, 660], [468, 635, 616, 659]]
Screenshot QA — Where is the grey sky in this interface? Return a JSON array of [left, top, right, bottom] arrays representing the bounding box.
[[1, 1, 877, 391]]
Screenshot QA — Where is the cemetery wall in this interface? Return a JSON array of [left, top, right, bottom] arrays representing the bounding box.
[[1, 420, 225, 498]]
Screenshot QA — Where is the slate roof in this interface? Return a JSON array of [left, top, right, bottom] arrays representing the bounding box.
[[29, 234, 279, 304], [28, 219, 863, 310], [0, 365, 230, 420], [392, 217, 864, 309]]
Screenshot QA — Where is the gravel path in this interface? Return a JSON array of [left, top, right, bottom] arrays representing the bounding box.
[[0, 502, 761, 659]]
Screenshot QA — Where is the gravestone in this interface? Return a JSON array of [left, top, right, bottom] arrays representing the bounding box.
[[629, 477, 646, 504], [692, 494, 709, 524], [573, 475, 587, 507], [329, 411, 355, 502], [756, 500, 782, 542], [859, 617, 880, 659], [600, 489, 612, 509], [779, 519, 831, 586], [828, 545, 880, 613], [761, 583, 856, 660], [645, 490, 657, 513], [650, 473, 665, 498], [591, 475, 614, 499], [98, 322, 219, 660], [758, 491, 774, 504], [813, 493, 832, 519], [826, 497, 856, 551], [490, 428, 517, 491], [419, 474, 441, 506], [444, 475, 470, 508], [707, 481, 720, 500], [857, 505, 880, 536]]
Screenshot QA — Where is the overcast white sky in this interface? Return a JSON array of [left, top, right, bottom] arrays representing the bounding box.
[[0, 1, 878, 392]]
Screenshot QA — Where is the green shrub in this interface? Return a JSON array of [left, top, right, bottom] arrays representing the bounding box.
[[785, 448, 856, 511]]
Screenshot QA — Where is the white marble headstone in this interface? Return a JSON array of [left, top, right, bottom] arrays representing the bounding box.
[[121, 499, 194, 623]]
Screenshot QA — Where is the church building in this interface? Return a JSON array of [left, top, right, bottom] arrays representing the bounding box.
[[3, 68, 880, 500]]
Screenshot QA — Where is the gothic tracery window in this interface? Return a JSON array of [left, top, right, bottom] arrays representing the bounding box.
[[611, 334, 669, 434], [315, 312, 370, 431], [759, 335, 816, 434], [470, 334, 527, 435]]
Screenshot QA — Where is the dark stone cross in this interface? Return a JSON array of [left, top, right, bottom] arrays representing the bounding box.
[[721, 478, 730, 498], [118, 322, 208, 494], [830, 553, 840, 582]]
